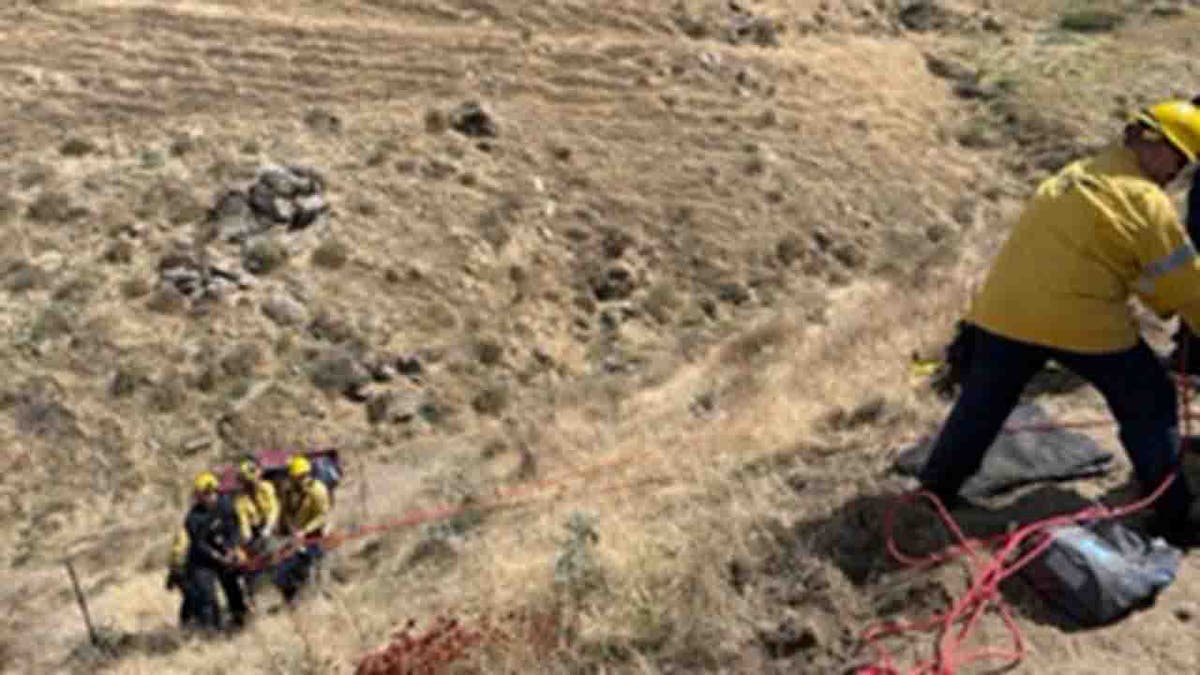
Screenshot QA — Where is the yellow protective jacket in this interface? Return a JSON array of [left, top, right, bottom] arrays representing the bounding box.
[[169, 525, 188, 571], [284, 478, 330, 538], [233, 479, 280, 542], [968, 144, 1200, 352]]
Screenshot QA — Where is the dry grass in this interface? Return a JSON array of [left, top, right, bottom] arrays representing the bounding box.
[[5, 1, 1200, 673]]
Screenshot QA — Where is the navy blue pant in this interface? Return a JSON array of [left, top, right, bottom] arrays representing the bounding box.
[[919, 324, 1194, 524], [185, 564, 247, 629], [274, 544, 323, 602]]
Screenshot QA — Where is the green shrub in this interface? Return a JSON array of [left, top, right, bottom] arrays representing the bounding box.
[[1059, 10, 1124, 33]]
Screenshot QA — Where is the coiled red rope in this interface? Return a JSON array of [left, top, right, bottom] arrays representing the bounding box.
[[858, 344, 1193, 675]]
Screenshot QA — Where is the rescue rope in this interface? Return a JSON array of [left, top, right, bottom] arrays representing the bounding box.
[[236, 455, 671, 574], [859, 343, 1194, 675], [229, 344, 1193, 674]]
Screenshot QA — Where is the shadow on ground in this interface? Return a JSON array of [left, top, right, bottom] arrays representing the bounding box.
[[789, 479, 1180, 634], [64, 624, 190, 673]]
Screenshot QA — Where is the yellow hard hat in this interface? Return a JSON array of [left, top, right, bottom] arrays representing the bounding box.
[[238, 457, 258, 481], [194, 471, 219, 493], [288, 455, 311, 479], [1135, 100, 1200, 163]]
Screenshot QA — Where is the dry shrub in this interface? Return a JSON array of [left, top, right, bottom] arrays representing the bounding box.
[[312, 239, 350, 269], [355, 616, 488, 675]]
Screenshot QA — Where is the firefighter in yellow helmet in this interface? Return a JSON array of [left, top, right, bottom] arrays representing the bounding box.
[[233, 456, 280, 549], [275, 455, 331, 603], [232, 455, 280, 602], [182, 471, 248, 629], [918, 100, 1200, 548]]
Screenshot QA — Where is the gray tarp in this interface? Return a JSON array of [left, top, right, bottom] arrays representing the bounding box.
[[893, 403, 1114, 500]]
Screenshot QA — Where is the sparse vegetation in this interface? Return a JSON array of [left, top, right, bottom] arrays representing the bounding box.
[[1059, 9, 1126, 33], [5, 2, 1200, 674], [311, 239, 350, 269], [59, 136, 98, 157], [242, 235, 290, 275]]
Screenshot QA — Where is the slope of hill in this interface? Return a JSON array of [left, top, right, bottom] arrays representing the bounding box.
[[3, 1, 1199, 673]]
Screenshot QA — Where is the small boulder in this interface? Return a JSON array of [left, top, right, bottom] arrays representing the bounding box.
[[261, 294, 309, 327], [208, 190, 258, 243], [396, 354, 424, 380], [366, 392, 393, 424], [450, 102, 498, 138], [258, 165, 310, 198], [728, 14, 781, 47], [310, 350, 371, 393], [292, 193, 328, 229], [923, 53, 976, 82], [591, 263, 637, 301], [717, 281, 751, 305]]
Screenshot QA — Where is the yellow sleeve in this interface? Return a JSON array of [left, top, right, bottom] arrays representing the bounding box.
[[298, 481, 330, 536], [233, 495, 256, 543], [259, 482, 280, 531], [169, 526, 188, 569], [1129, 188, 1200, 329]]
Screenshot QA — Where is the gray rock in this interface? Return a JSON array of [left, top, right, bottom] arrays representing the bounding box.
[[210, 191, 258, 242], [591, 263, 637, 301], [924, 54, 976, 82], [286, 165, 325, 193], [204, 276, 236, 299], [368, 359, 397, 383], [310, 350, 371, 392], [953, 81, 999, 101], [248, 182, 282, 223], [211, 190, 251, 219], [292, 193, 328, 229], [366, 389, 423, 423], [366, 392, 393, 424], [728, 14, 780, 47], [258, 166, 305, 198], [396, 354, 424, 380], [898, 0, 954, 31], [261, 294, 308, 327], [450, 102, 498, 138], [161, 267, 200, 284], [272, 197, 296, 224]]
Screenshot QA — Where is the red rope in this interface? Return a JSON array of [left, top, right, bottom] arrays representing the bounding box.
[[859, 346, 1193, 674]]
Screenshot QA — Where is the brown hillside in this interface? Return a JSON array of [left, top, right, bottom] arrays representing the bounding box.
[[2, 1, 1199, 673]]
